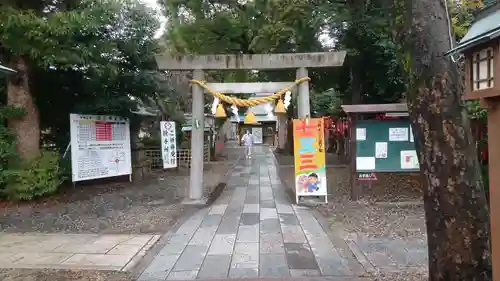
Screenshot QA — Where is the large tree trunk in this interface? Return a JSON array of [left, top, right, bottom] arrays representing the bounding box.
[[405, 0, 491, 280], [7, 56, 41, 162]]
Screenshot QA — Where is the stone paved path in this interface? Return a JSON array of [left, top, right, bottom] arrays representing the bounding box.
[[0, 233, 160, 271], [138, 146, 357, 280], [346, 235, 428, 274]]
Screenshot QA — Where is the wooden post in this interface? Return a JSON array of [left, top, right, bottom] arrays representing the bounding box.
[[349, 114, 362, 200], [484, 97, 500, 279]]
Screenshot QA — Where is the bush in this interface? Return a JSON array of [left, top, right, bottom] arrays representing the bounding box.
[[3, 150, 65, 200]]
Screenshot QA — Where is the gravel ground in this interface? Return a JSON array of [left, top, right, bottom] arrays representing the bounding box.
[[276, 152, 428, 281], [0, 269, 133, 281], [0, 162, 234, 234]]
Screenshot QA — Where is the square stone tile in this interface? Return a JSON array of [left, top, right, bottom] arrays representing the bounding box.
[[260, 219, 281, 234], [231, 242, 259, 268], [0, 253, 18, 264], [199, 214, 223, 228], [107, 244, 144, 255], [279, 213, 300, 226], [173, 245, 208, 271], [123, 235, 156, 246], [54, 242, 115, 254], [282, 226, 308, 243], [209, 204, 227, 215], [289, 269, 321, 277], [316, 256, 353, 276], [229, 267, 259, 278], [167, 270, 198, 280], [243, 204, 260, 213], [237, 225, 259, 243], [139, 254, 179, 280], [260, 241, 285, 254], [189, 227, 217, 246], [12, 253, 73, 265], [122, 250, 146, 271], [240, 213, 259, 226], [198, 255, 231, 279], [244, 195, 260, 204], [62, 253, 134, 268], [284, 243, 319, 270], [260, 201, 276, 208], [91, 235, 135, 245], [259, 254, 290, 277], [207, 234, 236, 255]]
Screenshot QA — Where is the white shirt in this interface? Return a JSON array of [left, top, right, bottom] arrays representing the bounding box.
[[241, 134, 254, 146]]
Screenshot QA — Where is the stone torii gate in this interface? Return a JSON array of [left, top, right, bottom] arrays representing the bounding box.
[[155, 52, 347, 204]]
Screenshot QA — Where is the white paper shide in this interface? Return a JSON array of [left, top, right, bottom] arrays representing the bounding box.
[[389, 127, 408, 141], [161, 121, 177, 169], [69, 114, 132, 182]]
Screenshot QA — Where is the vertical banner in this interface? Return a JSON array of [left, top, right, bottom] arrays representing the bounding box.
[[161, 121, 177, 169], [293, 118, 327, 197]]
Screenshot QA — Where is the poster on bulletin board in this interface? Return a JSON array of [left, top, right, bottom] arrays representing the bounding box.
[[69, 114, 132, 182], [293, 118, 327, 203]]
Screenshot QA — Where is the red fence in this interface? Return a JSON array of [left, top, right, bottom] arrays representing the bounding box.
[[322, 116, 488, 164]]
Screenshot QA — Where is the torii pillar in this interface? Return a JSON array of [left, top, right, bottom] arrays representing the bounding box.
[[155, 52, 346, 204]]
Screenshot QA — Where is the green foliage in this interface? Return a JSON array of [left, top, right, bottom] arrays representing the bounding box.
[[311, 88, 343, 116], [0, 106, 21, 193], [0, 0, 169, 152], [0, 105, 63, 201], [3, 150, 64, 200], [466, 100, 487, 120]]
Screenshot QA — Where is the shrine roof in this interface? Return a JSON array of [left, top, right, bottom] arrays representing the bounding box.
[[447, 3, 500, 54], [341, 103, 407, 114]]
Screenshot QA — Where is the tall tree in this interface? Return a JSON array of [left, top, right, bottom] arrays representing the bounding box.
[[401, 0, 491, 279], [1, 0, 166, 157]]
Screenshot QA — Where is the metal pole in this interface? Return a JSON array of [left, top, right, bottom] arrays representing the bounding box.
[[188, 69, 205, 202], [296, 67, 310, 118]]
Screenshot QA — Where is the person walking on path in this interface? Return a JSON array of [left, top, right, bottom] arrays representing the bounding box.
[[241, 130, 254, 159]]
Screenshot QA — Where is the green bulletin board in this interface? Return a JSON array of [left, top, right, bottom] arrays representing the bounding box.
[[355, 119, 419, 172]]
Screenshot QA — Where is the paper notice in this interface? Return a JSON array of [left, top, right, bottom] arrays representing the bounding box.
[[375, 142, 388, 158], [409, 126, 414, 142], [356, 128, 366, 141], [400, 150, 419, 169], [389, 127, 408, 141], [356, 157, 376, 171]]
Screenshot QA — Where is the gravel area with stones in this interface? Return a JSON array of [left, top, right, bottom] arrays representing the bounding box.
[[0, 269, 133, 281], [276, 152, 428, 281], [0, 163, 234, 234]]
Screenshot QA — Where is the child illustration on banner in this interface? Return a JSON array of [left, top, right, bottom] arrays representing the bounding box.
[[296, 173, 322, 193], [293, 118, 327, 196]]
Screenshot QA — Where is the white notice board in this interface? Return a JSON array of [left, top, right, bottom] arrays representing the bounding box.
[[70, 114, 132, 182], [161, 121, 177, 169]]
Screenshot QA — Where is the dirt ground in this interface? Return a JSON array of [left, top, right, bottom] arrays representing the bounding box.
[[0, 161, 235, 234]]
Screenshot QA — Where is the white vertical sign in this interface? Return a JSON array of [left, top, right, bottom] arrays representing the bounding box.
[[161, 121, 177, 169]]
